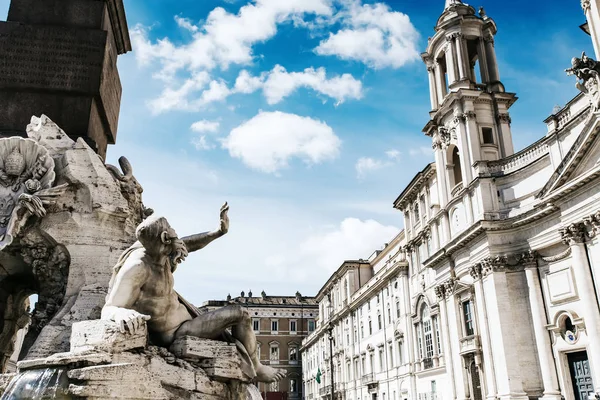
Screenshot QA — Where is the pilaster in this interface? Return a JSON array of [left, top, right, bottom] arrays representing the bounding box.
[[479, 257, 528, 400], [522, 258, 561, 400]]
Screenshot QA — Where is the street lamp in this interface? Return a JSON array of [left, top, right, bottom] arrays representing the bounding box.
[[326, 292, 334, 400], [327, 323, 334, 400]]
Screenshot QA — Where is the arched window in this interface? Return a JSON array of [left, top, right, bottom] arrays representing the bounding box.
[[452, 147, 463, 186]]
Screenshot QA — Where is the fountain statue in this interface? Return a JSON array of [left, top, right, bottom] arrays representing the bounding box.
[[0, 115, 277, 399]]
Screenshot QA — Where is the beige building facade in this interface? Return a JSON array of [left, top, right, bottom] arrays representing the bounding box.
[[202, 292, 318, 399], [302, 1, 600, 400]]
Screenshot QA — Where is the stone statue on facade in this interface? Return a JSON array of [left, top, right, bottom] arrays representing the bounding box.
[[566, 51, 600, 111], [101, 204, 286, 383]]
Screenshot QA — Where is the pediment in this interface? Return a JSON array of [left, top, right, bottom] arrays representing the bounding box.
[[537, 113, 600, 199]]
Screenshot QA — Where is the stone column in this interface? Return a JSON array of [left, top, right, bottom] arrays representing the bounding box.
[[432, 221, 440, 251], [454, 114, 473, 184], [401, 269, 417, 399], [455, 33, 468, 81], [433, 139, 449, 208], [445, 39, 458, 86], [522, 259, 562, 400], [484, 35, 500, 83], [435, 61, 447, 103], [582, 0, 600, 60], [464, 192, 474, 225], [463, 111, 482, 162], [469, 264, 497, 400], [560, 224, 600, 393], [435, 285, 457, 400], [428, 66, 439, 110], [477, 37, 490, 84]]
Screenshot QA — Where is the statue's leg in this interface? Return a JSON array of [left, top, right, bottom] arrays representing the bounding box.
[[174, 305, 244, 339], [175, 305, 286, 383]]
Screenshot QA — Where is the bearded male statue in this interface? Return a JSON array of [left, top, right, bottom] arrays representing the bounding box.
[[101, 203, 285, 383]]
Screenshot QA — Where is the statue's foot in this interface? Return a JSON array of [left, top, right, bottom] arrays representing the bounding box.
[[255, 364, 286, 383]]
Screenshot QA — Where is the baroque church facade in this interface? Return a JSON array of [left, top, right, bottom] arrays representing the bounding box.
[[301, 1, 600, 400]]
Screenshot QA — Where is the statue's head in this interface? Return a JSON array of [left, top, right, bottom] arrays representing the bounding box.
[[572, 57, 581, 68], [5, 148, 26, 177], [136, 215, 188, 270]]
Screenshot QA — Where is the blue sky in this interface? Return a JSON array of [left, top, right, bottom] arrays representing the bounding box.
[[0, 0, 594, 304]]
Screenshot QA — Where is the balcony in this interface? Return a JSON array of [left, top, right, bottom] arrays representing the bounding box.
[[334, 383, 345, 392], [319, 386, 331, 397], [422, 358, 434, 370], [459, 335, 480, 355], [417, 393, 438, 400], [361, 373, 375, 385]]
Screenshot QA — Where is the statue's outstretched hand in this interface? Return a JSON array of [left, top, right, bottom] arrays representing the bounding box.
[[112, 308, 151, 334], [219, 202, 229, 234]]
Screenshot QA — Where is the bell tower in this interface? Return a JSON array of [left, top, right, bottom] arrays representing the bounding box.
[[422, 0, 517, 206]]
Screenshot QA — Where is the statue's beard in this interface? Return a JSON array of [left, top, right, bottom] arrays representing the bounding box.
[[168, 239, 188, 271]]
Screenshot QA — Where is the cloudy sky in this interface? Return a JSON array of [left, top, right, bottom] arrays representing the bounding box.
[[0, 0, 594, 305]]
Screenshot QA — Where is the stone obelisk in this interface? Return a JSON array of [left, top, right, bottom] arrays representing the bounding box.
[[0, 0, 131, 159]]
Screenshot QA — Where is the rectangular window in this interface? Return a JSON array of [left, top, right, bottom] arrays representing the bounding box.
[[289, 347, 298, 362], [397, 341, 403, 365], [253, 319, 260, 332], [388, 344, 394, 368], [378, 349, 383, 371], [271, 320, 279, 333], [290, 378, 297, 393], [308, 320, 315, 332], [424, 320, 434, 358], [396, 301, 400, 319], [369, 320, 372, 335], [482, 127, 494, 144], [463, 301, 475, 336], [377, 314, 382, 330], [290, 320, 297, 333], [434, 317, 442, 354], [354, 359, 359, 378]]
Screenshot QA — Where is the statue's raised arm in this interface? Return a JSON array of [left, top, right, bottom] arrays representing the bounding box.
[[181, 202, 229, 253]]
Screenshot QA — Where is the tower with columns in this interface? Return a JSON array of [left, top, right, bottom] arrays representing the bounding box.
[[422, 0, 516, 214]]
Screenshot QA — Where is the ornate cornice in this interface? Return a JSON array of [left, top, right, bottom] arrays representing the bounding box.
[[470, 250, 537, 280]]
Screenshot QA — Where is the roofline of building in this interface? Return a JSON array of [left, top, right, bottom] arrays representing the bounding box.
[[393, 162, 436, 209], [314, 260, 372, 302]]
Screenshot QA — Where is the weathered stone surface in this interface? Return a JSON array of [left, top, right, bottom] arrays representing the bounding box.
[[26, 115, 76, 159], [148, 356, 196, 392], [17, 349, 111, 370], [170, 337, 237, 362], [70, 319, 147, 353], [197, 357, 248, 383], [0, 373, 15, 395], [195, 370, 230, 396]]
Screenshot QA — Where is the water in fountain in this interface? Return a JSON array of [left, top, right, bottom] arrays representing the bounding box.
[[1, 368, 70, 399]]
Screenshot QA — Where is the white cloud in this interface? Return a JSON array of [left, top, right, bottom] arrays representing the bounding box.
[[193, 136, 215, 150], [355, 148, 402, 179], [148, 65, 362, 113], [268, 218, 399, 275], [356, 157, 388, 179], [131, 0, 332, 79], [191, 120, 221, 133], [409, 146, 431, 157], [222, 111, 341, 173], [174, 16, 199, 33], [385, 149, 401, 160], [235, 65, 363, 105], [315, 1, 420, 69]]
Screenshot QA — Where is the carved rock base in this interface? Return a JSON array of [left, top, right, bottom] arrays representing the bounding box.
[[0, 320, 261, 400]]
